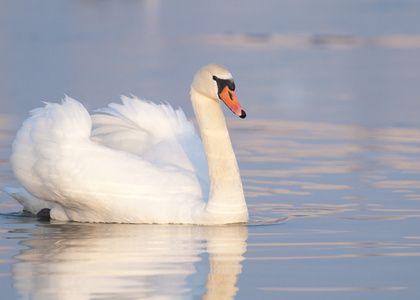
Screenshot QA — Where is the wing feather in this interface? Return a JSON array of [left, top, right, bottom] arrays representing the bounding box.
[[10, 96, 208, 222]]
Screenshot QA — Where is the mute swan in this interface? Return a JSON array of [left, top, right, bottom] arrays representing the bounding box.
[[4, 64, 249, 224]]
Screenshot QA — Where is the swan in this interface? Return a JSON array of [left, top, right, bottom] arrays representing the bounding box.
[[3, 64, 249, 224]]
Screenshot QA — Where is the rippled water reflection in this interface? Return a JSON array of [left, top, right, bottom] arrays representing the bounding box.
[[229, 119, 420, 223], [10, 223, 247, 299]]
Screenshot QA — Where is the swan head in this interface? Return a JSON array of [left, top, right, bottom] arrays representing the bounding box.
[[191, 64, 246, 119]]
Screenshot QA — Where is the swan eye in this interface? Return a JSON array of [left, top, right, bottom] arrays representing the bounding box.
[[212, 76, 236, 95]]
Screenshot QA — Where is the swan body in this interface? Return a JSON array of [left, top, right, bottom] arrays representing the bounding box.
[[4, 64, 248, 224]]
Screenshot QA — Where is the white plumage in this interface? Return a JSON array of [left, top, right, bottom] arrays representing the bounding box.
[[4, 64, 248, 224]]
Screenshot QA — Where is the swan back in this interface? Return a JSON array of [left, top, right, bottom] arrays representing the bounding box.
[[92, 95, 210, 198], [92, 96, 196, 156]]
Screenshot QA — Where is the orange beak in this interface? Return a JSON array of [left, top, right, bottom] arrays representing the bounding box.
[[219, 86, 247, 119]]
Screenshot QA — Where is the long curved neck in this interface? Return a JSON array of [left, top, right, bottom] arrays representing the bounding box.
[[190, 87, 248, 222]]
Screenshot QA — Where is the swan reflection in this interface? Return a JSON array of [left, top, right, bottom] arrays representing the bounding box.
[[12, 223, 248, 299]]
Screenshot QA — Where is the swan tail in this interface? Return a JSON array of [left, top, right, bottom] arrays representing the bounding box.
[[2, 187, 52, 214]]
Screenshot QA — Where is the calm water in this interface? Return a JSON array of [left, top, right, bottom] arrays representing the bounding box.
[[1, 1, 420, 299]]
